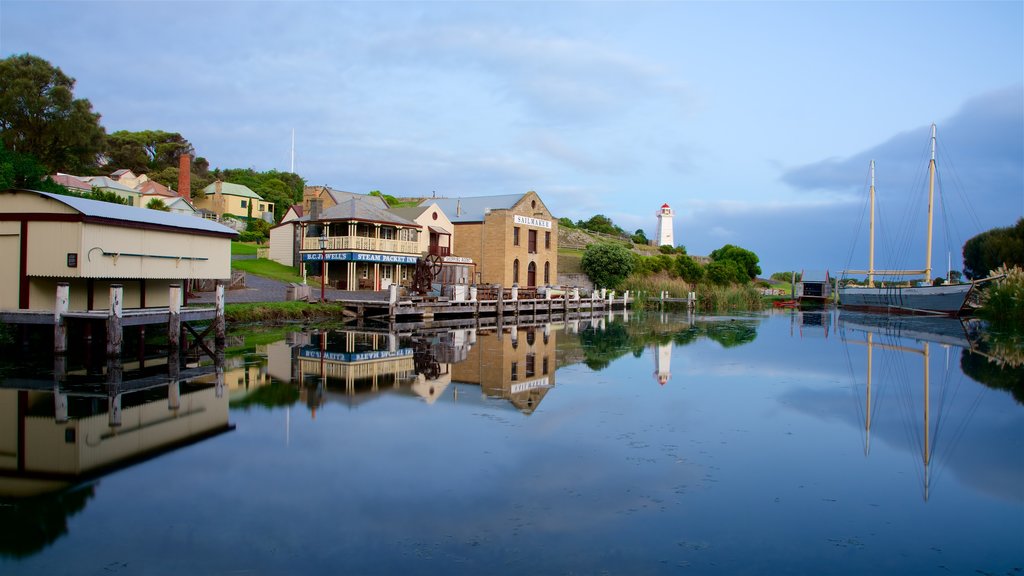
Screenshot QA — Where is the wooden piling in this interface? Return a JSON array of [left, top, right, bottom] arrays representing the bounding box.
[[215, 280, 225, 344], [107, 284, 123, 357], [54, 282, 69, 355], [169, 283, 181, 350]]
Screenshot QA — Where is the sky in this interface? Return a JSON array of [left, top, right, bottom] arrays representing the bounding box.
[[1, 1, 1021, 275]]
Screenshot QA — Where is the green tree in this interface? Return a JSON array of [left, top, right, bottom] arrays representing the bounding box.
[[631, 228, 649, 245], [770, 271, 802, 282], [675, 255, 705, 283], [102, 130, 193, 174], [705, 259, 746, 285], [145, 198, 169, 211], [581, 242, 636, 289], [578, 214, 625, 236], [962, 219, 1024, 279], [0, 54, 105, 173], [709, 244, 761, 280], [558, 217, 576, 229]]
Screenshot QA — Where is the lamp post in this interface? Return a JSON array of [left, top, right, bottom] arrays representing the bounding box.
[[319, 229, 328, 303]]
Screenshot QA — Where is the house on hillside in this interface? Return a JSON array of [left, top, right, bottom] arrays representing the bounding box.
[[0, 189, 236, 312], [50, 173, 92, 194], [389, 202, 474, 286], [425, 191, 558, 289], [82, 176, 141, 207], [137, 180, 197, 216], [194, 181, 274, 223]]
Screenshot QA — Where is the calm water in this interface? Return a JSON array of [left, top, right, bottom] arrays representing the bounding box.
[[1, 310, 1021, 575]]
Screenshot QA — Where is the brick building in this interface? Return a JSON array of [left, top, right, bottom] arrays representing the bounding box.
[[425, 191, 557, 288]]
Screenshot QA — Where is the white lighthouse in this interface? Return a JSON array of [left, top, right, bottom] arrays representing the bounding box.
[[653, 342, 672, 386], [656, 203, 674, 247]]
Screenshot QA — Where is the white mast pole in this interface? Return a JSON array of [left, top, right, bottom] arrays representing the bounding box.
[[925, 124, 936, 284], [869, 160, 876, 288]]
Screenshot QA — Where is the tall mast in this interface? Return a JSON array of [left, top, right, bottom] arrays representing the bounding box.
[[925, 124, 936, 283], [868, 160, 876, 288], [923, 341, 931, 501]]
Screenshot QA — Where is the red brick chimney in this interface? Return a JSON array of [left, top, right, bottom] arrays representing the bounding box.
[[178, 154, 191, 202]]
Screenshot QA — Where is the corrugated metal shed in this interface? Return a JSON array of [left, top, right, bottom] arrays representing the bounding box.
[[34, 190, 237, 236]]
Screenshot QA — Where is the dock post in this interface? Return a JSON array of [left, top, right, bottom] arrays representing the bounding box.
[[389, 284, 398, 322], [496, 285, 504, 326], [54, 282, 69, 355], [169, 284, 181, 351], [215, 280, 226, 344], [215, 341, 225, 399], [53, 355, 68, 423], [107, 284, 123, 358], [106, 355, 123, 427], [168, 343, 180, 411], [623, 290, 629, 309]]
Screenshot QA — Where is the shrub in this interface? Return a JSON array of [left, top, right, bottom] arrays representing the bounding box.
[[581, 242, 636, 289]]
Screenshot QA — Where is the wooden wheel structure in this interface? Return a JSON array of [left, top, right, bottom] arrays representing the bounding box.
[[412, 254, 444, 295]]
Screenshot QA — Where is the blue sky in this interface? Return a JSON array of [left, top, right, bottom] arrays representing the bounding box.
[[2, 1, 1021, 275]]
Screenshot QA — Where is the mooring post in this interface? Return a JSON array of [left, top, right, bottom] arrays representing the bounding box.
[[53, 355, 68, 423], [496, 284, 504, 324], [215, 280, 226, 344], [623, 290, 629, 308], [169, 283, 181, 351], [107, 356, 123, 428], [168, 343, 180, 411], [389, 283, 398, 322], [54, 282, 69, 355], [107, 284, 123, 358], [215, 341, 225, 399]]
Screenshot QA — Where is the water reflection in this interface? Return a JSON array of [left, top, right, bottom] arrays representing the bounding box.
[[0, 347, 230, 558], [1, 311, 1021, 573]]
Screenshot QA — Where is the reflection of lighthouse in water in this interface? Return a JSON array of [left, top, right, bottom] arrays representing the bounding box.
[[653, 342, 672, 386]]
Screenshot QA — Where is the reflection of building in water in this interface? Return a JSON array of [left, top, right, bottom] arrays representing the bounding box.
[[653, 342, 672, 385], [0, 367, 230, 499], [452, 324, 556, 414], [295, 330, 415, 413]]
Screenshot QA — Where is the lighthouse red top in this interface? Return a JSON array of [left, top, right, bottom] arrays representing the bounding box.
[[661, 203, 670, 208]]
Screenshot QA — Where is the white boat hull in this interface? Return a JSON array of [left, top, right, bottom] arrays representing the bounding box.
[[839, 283, 973, 316]]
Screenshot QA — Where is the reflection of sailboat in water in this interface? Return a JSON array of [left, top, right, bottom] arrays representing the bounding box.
[[840, 312, 983, 500]]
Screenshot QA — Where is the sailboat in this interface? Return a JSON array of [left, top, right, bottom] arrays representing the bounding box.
[[839, 124, 975, 316]]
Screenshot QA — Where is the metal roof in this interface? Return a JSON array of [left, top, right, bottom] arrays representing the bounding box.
[[201, 181, 265, 200], [423, 193, 525, 223], [29, 190, 237, 236], [83, 175, 138, 193], [297, 197, 418, 226]]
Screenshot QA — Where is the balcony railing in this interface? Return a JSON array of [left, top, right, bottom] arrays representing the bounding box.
[[302, 236, 419, 254]]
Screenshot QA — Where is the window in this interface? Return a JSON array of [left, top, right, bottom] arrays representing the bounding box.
[[543, 356, 549, 375], [513, 226, 520, 246], [545, 231, 551, 249], [513, 259, 519, 284], [259, 203, 265, 212], [511, 361, 518, 381], [526, 353, 535, 377], [544, 261, 550, 284], [241, 200, 248, 208], [382, 266, 393, 280], [526, 330, 535, 346], [528, 229, 537, 253]]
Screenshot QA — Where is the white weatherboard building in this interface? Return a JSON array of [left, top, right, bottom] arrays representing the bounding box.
[[656, 203, 674, 247]]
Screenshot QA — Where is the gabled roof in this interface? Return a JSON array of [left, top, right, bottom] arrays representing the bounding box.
[[801, 270, 831, 282], [51, 173, 92, 192], [202, 181, 265, 200], [287, 204, 303, 217], [324, 188, 389, 209], [16, 189, 236, 237], [110, 169, 133, 178], [424, 193, 526, 223], [299, 197, 417, 226], [83, 176, 138, 193], [137, 180, 176, 197]]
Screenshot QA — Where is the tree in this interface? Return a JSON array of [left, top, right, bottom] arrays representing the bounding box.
[[0, 54, 105, 173], [577, 214, 625, 237], [962, 219, 1024, 279], [676, 255, 705, 283], [101, 130, 193, 174], [631, 228, 649, 245], [705, 259, 746, 285], [145, 198, 169, 211], [558, 217, 576, 229], [581, 242, 636, 289], [709, 244, 761, 280]]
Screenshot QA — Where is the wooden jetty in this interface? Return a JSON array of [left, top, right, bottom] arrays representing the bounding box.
[[335, 284, 632, 326], [0, 282, 225, 358]]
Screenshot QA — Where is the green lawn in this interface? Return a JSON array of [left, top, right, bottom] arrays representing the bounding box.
[[232, 258, 304, 284], [231, 241, 259, 256]]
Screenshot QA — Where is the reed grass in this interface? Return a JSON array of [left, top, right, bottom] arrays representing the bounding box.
[[622, 273, 765, 313]]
